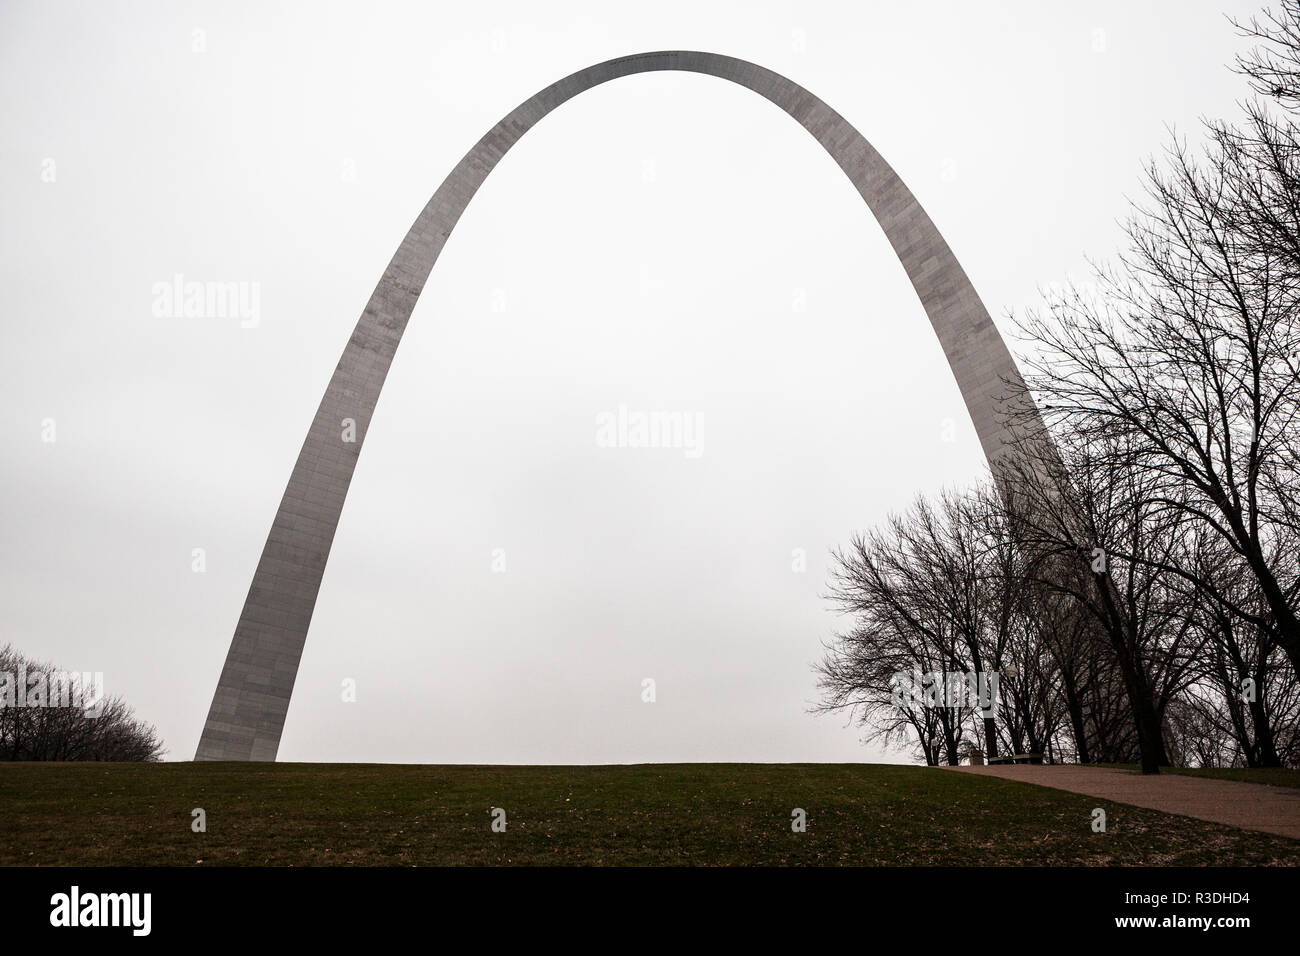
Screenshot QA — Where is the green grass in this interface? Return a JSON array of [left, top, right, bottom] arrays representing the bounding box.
[[1, 762, 1296, 866], [1097, 764, 1300, 789]]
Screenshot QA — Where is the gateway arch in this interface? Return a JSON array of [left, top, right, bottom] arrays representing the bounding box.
[[196, 51, 1052, 761]]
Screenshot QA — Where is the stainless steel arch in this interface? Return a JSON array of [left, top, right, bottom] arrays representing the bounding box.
[[196, 51, 1050, 761]]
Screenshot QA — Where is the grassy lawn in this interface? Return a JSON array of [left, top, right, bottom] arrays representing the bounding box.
[[1097, 764, 1300, 789], [1, 762, 1296, 866]]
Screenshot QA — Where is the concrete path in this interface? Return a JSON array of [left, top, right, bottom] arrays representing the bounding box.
[[946, 765, 1300, 841]]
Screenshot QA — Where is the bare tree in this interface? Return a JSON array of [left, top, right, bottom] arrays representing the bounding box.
[[999, 424, 1208, 774], [817, 493, 986, 765], [817, 486, 1066, 766], [0, 644, 165, 762], [1016, 8, 1300, 683]]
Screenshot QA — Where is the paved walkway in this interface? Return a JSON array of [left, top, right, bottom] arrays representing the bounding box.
[[946, 765, 1300, 840]]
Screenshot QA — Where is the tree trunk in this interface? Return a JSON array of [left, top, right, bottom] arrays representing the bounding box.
[[982, 715, 999, 760], [1248, 696, 1282, 767], [1062, 672, 1090, 763]]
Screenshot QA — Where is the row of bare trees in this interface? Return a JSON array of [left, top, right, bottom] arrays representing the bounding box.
[[818, 7, 1300, 772], [816, 456, 1299, 770], [0, 644, 165, 762]]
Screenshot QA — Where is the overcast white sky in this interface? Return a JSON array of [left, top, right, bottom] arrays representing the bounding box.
[[0, 0, 1266, 763]]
